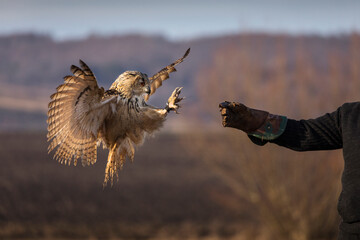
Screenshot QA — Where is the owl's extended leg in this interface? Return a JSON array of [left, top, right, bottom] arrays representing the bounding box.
[[140, 87, 183, 133], [145, 87, 183, 117]]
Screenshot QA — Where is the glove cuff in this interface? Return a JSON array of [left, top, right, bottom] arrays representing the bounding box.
[[247, 114, 288, 141]]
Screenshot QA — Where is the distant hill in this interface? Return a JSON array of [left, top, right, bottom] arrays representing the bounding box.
[[0, 32, 358, 130]]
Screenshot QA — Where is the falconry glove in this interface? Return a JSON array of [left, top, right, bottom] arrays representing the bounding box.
[[219, 101, 287, 141]]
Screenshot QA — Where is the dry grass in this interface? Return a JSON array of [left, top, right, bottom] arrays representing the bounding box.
[[1, 131, 341, 239], [0, 132, 247, 239], [183, 132, 342, 240]]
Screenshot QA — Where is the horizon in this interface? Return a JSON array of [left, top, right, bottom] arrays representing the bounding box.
[[1, 30, 359, 43]]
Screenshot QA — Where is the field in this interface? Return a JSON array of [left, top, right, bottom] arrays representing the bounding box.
[[0, 132, 251, 240], [0, 130, 343, 240]]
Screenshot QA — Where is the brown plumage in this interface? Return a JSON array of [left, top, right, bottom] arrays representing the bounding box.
[[47, 48, 190, 186]]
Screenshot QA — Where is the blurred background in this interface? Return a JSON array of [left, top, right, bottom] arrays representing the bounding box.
[[0, 0, 359, 239]]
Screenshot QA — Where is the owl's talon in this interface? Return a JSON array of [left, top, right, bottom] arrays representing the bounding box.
[[167, 87, 183, 113]]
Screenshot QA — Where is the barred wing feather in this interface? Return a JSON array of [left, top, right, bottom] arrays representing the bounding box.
[[144, 48, 190, 101], [47, 60, 115, 166]]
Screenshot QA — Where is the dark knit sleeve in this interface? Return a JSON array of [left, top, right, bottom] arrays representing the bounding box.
[[250, 107, 343, 151]]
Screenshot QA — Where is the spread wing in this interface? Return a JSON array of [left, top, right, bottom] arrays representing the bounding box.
[[144, 48, 190, 101], [47, 60, 116, 166]]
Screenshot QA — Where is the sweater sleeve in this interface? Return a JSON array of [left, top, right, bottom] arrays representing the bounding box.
[[249, 107, 343, 151]]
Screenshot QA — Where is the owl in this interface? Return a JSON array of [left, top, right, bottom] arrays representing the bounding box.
[[47, 48, 190, 186]]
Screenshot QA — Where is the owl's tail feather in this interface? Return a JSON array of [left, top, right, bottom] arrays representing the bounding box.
[[103, 138, 135, 187]]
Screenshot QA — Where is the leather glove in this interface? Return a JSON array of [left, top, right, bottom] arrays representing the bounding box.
[[219, 101, 268, 132], [219, 101, 288, 141]]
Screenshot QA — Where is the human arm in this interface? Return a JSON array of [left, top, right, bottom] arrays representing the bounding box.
[[267, 111, 343, 151], [219, 101, 343, 151]]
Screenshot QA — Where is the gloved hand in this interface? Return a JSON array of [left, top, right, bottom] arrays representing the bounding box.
[[219, 101, 269, 132]]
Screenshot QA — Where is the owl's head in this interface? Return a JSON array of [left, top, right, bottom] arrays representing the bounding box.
[[110, 71, 151, 98]]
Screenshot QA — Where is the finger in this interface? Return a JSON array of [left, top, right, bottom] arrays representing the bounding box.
[[228, 102, 239, 109], [222, 116, 229, 127], [230, 102, 246, 113], [219, 101, 231, 109], [221, 108, 228, 116]]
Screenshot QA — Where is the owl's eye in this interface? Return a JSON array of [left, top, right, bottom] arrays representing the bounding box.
[[140, 81, 145, 87]]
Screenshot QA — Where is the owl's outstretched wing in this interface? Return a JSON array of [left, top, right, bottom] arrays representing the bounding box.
[[47, 60, 116, 166], [144, 48, 190, 101]]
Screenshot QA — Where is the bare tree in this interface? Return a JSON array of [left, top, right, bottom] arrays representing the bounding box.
[[185, 34, 357, 239]]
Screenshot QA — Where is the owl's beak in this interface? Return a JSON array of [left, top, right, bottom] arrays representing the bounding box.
[[144, 86, 151, 94]]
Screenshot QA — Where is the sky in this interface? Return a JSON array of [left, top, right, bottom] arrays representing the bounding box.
[[0, 0, 359, 41]]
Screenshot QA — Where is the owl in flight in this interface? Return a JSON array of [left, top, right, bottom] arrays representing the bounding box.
[[47, 48, 190, 186]]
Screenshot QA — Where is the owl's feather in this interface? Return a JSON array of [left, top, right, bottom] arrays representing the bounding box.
[[145, 48, 190, 101], [47, 49, 189, 186], [47, 61, 115, 166]]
